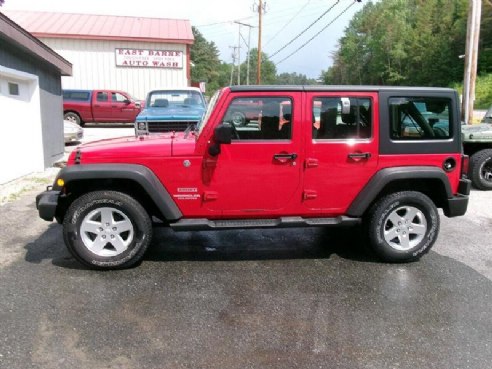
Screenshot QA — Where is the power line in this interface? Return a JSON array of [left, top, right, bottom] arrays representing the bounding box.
[[195, 16, 254, 27], [268, 0, 340, 59], [274, 1, 356, 65], [264, 0, 311, 47]]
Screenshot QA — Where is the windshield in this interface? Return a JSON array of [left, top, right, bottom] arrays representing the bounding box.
[[197, 89, 222, 136], [146, 90, 205, 108]]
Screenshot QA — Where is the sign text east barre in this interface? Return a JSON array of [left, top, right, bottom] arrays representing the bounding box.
[[115, 48, 183, 68]]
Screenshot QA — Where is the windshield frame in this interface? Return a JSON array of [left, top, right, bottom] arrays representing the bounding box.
[[197, 89, 222, 137]]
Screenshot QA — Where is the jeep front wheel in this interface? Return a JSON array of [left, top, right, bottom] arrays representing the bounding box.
[[469, 149, 492, 190], [63, 191, 152, 270], [366, 191, 439, 262]]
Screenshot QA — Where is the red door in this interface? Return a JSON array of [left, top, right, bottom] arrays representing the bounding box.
[[202, 93, 303, 216], [92, 91, 113, 121], [111, 92, 139, 122], [302, 92, 380, 214]]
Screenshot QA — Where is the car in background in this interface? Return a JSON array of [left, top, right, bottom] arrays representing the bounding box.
[[63, 89, 143, 126], [135, 87, 206, 135], [64, 119, 84, 144]]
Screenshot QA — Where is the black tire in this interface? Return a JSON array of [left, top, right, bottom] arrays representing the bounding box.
[[64, 112, 84, 126], [366, 191, 439, 262], [469, 149, 492, 191], [63, 191, 152, 270], [230, 111, 246, 126]]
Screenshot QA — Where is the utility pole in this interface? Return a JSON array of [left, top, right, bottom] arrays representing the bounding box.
[[237, 23, 241, 85], [462, 0, 482, 124], [235, 21, 254, 85], [229, 46, 238, 86], [256, 0, 265, 85]]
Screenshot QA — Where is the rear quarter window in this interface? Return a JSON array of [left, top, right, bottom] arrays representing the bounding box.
[[63, 91, 91, 101], [389, 97, 452, 140]]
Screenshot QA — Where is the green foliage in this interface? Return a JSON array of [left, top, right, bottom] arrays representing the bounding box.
[[190, 27, 222, 95], [238, 48, 277, 85], [324, 0, 479, 87], [454, 73, 492, 109], [275, 72, 318, 85]]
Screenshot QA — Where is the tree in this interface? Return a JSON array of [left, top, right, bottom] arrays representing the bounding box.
[[275, 72, 318, 85], [324, 0, 475, 87], [239, 48, 277, 85], [190, 27, 222, 95]]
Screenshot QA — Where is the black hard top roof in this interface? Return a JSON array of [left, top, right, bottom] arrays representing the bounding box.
[[228, 85, 455, 93]]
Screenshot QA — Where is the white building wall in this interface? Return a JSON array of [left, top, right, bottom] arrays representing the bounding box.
[[0, 66, 44, 184], [40, 38, 189, 100]]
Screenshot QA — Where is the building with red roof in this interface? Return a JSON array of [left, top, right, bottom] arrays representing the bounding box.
[[4, 11, 195, 99]]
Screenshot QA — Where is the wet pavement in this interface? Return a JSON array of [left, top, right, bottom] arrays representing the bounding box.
[[0, 187, 491, 369]]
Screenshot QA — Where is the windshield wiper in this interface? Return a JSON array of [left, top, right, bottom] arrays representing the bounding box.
[[183, 123, 196, 139]]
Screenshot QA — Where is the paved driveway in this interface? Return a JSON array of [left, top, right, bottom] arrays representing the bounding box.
[[0, 126, 490, 369]]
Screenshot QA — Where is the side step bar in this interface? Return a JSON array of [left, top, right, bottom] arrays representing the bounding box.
[[170, 216, 360, 231]]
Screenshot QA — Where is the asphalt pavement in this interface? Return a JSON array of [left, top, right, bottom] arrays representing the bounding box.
[[0, 126, 490, 369]]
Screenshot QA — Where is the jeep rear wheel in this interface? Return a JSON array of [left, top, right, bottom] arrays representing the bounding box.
[[366, 191, 439, 262], [469, 149, 492, 191], [63, 191, 152, 270]]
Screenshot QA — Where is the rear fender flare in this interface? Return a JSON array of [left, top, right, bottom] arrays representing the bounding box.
[[347, 166, 452, 217]]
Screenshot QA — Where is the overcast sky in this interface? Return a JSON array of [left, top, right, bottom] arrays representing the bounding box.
[[2, 0, 364, 78]]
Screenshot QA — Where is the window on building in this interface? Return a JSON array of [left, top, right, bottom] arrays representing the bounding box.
[[389, 97, 451, 140], [8, 82, 19, 96], [222, 97, 292, 140], [312, 97, 372, 140]]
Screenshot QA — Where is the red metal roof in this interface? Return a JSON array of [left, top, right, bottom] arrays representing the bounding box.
[[4, 11, 194, 44]]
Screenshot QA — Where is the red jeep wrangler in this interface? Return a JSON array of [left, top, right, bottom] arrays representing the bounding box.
[[37, 86, 471, 270]]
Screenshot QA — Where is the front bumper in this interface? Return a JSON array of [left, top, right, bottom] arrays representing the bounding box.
[[443, 178, 471, 217], [36, 190, 61, 221]]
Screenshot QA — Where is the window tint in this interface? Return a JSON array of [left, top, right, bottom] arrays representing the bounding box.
[[148, 90, 204, 108], [63, 91, 90, 101], [112, 92, 127, 103], [97, 92, 108, 102], [312, 97, 372, 139], [389, 97, 452, 140], [223, 97, 292, 140]]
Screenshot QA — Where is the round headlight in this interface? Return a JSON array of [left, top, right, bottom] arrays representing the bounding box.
[[137, 122, 147, 130]]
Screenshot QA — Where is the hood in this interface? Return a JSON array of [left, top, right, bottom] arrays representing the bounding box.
[[68, 134, 174, 164], [138, 105, 205, 121]]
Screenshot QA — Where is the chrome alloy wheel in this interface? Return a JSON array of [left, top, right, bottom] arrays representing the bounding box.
[[80, 207, 134, 257], [383, 205, 427, 251]]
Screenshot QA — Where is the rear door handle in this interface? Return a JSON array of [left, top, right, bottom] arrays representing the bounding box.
[[348, 152, 371, 160], [273, 153, 298, 161]]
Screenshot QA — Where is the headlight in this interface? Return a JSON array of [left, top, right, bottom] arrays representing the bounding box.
[[137, 122, 147, 130]]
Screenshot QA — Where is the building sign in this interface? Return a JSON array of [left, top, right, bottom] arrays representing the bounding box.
[[115, 48, 183, 68]]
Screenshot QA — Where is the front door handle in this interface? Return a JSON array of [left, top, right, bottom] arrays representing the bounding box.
[[273, 153, 298, 161], [348, 152, 371, 160]]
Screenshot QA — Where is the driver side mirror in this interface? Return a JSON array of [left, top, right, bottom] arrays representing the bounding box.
[[208, 124, 233, 156], [214, 124, 233, 144]]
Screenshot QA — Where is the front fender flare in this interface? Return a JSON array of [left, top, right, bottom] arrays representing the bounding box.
[[54, 164, 182, 221]]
